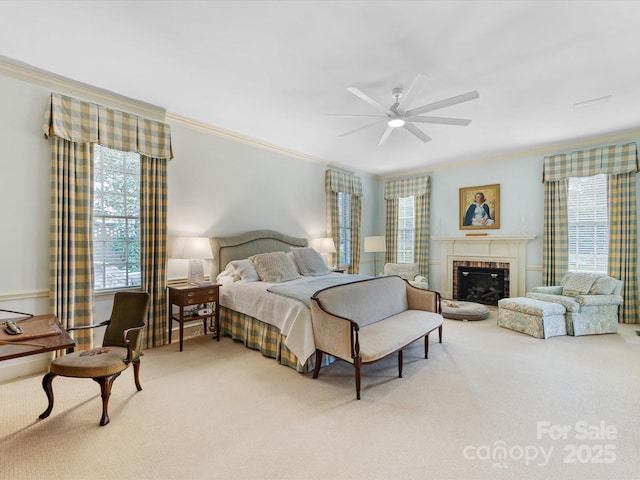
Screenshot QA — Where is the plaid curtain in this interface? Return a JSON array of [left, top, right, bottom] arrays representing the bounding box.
[[48, 138, 95, 347], [349, 193, 362, 274], [140, 155, 168, 347], [43, 93, 173, 349], [325, 169, 363, 273], [383, 176, 430, 277], [325, 188, 340, 269], [608, 172, 639, 324], [542, 179, 569, 286], [414, 193, 430, 277], [384, 199, 398, 264], [542, 142, 638, 324]]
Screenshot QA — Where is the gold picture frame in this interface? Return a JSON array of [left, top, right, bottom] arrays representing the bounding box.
[[459, 184, 500, 230]]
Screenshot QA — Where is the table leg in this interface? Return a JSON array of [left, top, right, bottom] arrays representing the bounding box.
[[179, 319, 184, 352]]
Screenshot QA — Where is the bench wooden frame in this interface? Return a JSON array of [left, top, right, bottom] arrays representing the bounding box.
[[310, 277, 443, 399]]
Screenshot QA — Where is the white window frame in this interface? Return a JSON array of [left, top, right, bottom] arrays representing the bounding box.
[[567, 174, 608, 274], [397, 195, 415, 263], [93, 144, 142, 291]]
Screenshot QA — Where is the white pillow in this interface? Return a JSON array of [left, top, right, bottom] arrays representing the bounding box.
[[287, 251, 302, 274], [228, 259, 259, 282], [249, 251, 300, 283], [291, 247, 330, 276], [216, 274, 238, 286]]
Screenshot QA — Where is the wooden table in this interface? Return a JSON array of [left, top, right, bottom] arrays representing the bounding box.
[[168, 284, 220, 351], [0, 314, 75, 361]]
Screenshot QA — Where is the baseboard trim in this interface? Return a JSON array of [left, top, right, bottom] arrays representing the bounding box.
[[0, 353, 51, 383]]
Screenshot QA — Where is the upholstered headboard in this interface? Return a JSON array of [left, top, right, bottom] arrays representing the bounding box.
[[210, 230, 308, 279]]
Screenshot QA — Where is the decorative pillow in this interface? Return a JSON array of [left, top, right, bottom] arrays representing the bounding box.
[[249, 251, 300, 283], [287, 251, 302, 274], [291, 247, 330, 276], [562, 273, 598, 296], [228, 259, 259, 282], [589, 275, 617, 295]]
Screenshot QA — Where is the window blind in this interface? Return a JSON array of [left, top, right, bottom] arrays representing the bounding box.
[[397, 196, 415, 263], [338, 192, 352, 267], [93, 144, 142, 290], [567, 174, 608, 273]]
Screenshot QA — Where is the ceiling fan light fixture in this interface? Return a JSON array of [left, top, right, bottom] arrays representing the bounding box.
[[388, 118, 405, 128]]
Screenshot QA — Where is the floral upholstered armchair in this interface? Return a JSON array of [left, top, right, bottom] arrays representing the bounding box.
[[383, 263, 429, 290], [526, 273, 623, 336]]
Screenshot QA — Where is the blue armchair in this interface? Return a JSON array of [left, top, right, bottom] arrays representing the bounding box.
[[526, 273, 623, 336], [383, 263, 429, 290]]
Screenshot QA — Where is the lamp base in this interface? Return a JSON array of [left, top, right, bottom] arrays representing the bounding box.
[[187, 259, 205, 285]]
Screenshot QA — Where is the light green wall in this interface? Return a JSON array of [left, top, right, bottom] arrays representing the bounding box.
[[1, 67, 639, 380]]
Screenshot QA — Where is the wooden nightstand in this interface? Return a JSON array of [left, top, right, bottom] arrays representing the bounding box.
[[168, 284, 220, 351]]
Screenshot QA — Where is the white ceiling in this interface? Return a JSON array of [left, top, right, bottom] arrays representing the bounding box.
[[2, 0, 640, 176]]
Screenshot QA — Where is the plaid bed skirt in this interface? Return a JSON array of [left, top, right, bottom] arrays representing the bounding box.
[[219, 306, 334, 373]]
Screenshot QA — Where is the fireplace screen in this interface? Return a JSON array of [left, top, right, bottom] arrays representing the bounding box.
[[456, 267, 508, 306]]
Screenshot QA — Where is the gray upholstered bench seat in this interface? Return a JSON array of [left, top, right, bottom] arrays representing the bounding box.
[[310, 275, 443, 399], [497, 297, 567, 339], [357, 310, 443, 363]]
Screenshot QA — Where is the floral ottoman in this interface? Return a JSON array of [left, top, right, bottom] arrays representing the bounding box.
[[497, 297, 567, 339]]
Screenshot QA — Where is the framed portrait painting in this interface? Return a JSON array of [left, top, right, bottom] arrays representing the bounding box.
[[459, 184, 500, 230]]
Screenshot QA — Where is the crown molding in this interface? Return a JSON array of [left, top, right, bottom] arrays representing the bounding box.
[[382, 128, 640, 180], [0, 56, 166, 121], [166, 111, 329, 167], [7, 55, 633, 181], [165, 112, 384, 179]]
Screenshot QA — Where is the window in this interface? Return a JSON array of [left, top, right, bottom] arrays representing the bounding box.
[[337, 192, 351, 266], [567, 174, 608, 274], [397, 196, 415, 263], [93, 144, 141, 290]]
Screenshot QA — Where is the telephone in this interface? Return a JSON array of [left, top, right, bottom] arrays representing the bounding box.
[[4, 320, 22, 335], [1, 308, 33, 335]]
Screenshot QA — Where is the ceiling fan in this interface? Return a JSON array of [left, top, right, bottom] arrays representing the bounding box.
[[330, 74, 479, 146]]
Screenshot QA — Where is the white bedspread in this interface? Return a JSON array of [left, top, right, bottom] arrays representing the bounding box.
[[220, 273, 364, 363]]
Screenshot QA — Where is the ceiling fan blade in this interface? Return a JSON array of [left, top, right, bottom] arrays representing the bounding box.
[[378, 125, 394, 146], [339, 119, 387, 137], [409, 116, 472, 126], [405, 90, 480, 118], [403, 123, 432, 143], [397, 74, 428, 113], [324, 113, 389, 118], [347, 87, 394, 116]]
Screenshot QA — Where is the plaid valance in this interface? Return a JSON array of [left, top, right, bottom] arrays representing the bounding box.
[[325, 169, 363, 196], [43, 93, 173, 160], [542, 142, 638, 183], [384, 175, 430, 199]]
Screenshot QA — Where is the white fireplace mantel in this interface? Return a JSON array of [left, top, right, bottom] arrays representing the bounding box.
[[434, 235, 536, 300]]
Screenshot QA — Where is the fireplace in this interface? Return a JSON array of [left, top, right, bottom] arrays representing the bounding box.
[[456, 266, 509, 306], [452, 260, 510, 305], [435, 235, 535, 300]]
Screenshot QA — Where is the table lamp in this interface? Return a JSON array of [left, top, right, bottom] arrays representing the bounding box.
[[309, 237, 337, 267], [170, 236, 214, 284]]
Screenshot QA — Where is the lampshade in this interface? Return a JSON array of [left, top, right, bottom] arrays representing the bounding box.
[[169, 236, 213, 285], [170, 236, 213, 260], [364, 236, 386, 253], [308, 237, 336, 254]]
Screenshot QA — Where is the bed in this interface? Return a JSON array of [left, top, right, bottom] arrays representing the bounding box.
[[210, 230, 368, 372]]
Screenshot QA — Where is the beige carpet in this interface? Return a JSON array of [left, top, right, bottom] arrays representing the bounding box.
[[2, 311, 639, 480]]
